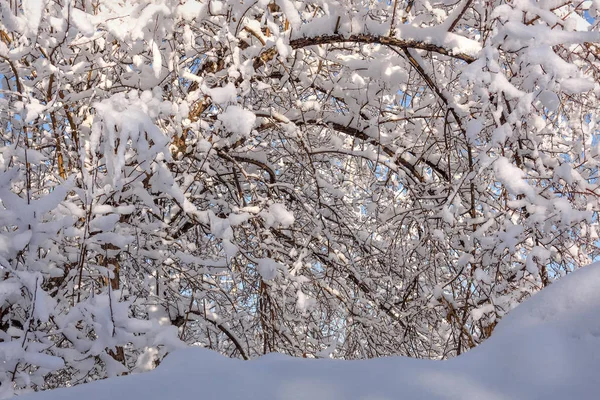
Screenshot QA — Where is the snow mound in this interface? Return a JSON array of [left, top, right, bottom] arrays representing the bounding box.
[[18, 263, 600, 400]]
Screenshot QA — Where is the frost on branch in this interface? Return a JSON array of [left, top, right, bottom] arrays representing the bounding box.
[[0, 0, 599, 395]]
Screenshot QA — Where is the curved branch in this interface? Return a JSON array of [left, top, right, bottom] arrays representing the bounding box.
[[188, 310, 249, 360], [254, 33, 477, 70], [311, 120, 425, 182], [300, 119, 452, 183], [289, 34, 477, 64], [231, 154, 277, 185], [255, 111, 451, 182], [216, 150, 277, 185]]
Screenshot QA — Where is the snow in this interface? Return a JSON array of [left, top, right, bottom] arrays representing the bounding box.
[[561, 78, 595, 94], [3, 0, 600, 397], [493, 157, 535, 199], [207, 82, 238, 104], [151, 41, 162, 79], [257, 257, 282, 281], [295, 17, 482, 58], [22, 352, 64, 371], [296, 290, 316, 314], [70, 8, 95, 37], [276, 0, 301, 30], [217, 105, 256, 136], [11, 230, 31, 252], [25, 99, 47, 123], [538, 90, 560, 112], [177, 0, 205, 22], [90, 214, 120, 232], [261, 203, 295, 228], [22, 0, 44, 37], [16, 263, 600, 400]]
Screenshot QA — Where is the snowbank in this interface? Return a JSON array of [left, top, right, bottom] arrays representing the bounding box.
[[18, 263, 600, 400]]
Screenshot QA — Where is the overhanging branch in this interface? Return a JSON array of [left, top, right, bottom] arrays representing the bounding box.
[[289, 34, 477, 64], [254, 34, 476, 69]]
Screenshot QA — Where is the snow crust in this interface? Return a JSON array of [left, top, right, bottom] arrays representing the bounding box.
[[17, 263, 600, 400]]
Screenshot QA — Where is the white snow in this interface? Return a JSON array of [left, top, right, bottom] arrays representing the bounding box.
[[538, 90, 560, 112], [257, 257, 281, 281], [276, 0, 301, 30], [11, 230, 32, 252], [151, 41, 162, 79], [70, 8, 95, 37], [217, 105, 256, 136], [296, 290, 316, 314], [22, 0, 45, 36], [295, 17, 482, 58], [15, 262, 600, 400], [207, 82, 238, 104], [261, 203, 295, 228], [561, 77, 595, 94], [25, 99, 47, 123], [176, 0, 205, 21], [493, 156, 535, 199]]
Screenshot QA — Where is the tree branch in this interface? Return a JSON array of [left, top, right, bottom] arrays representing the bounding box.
[[289, 34, 476, 64]]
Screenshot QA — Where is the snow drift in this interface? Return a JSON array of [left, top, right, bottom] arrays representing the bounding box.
[[18, 263, 600, 400]]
